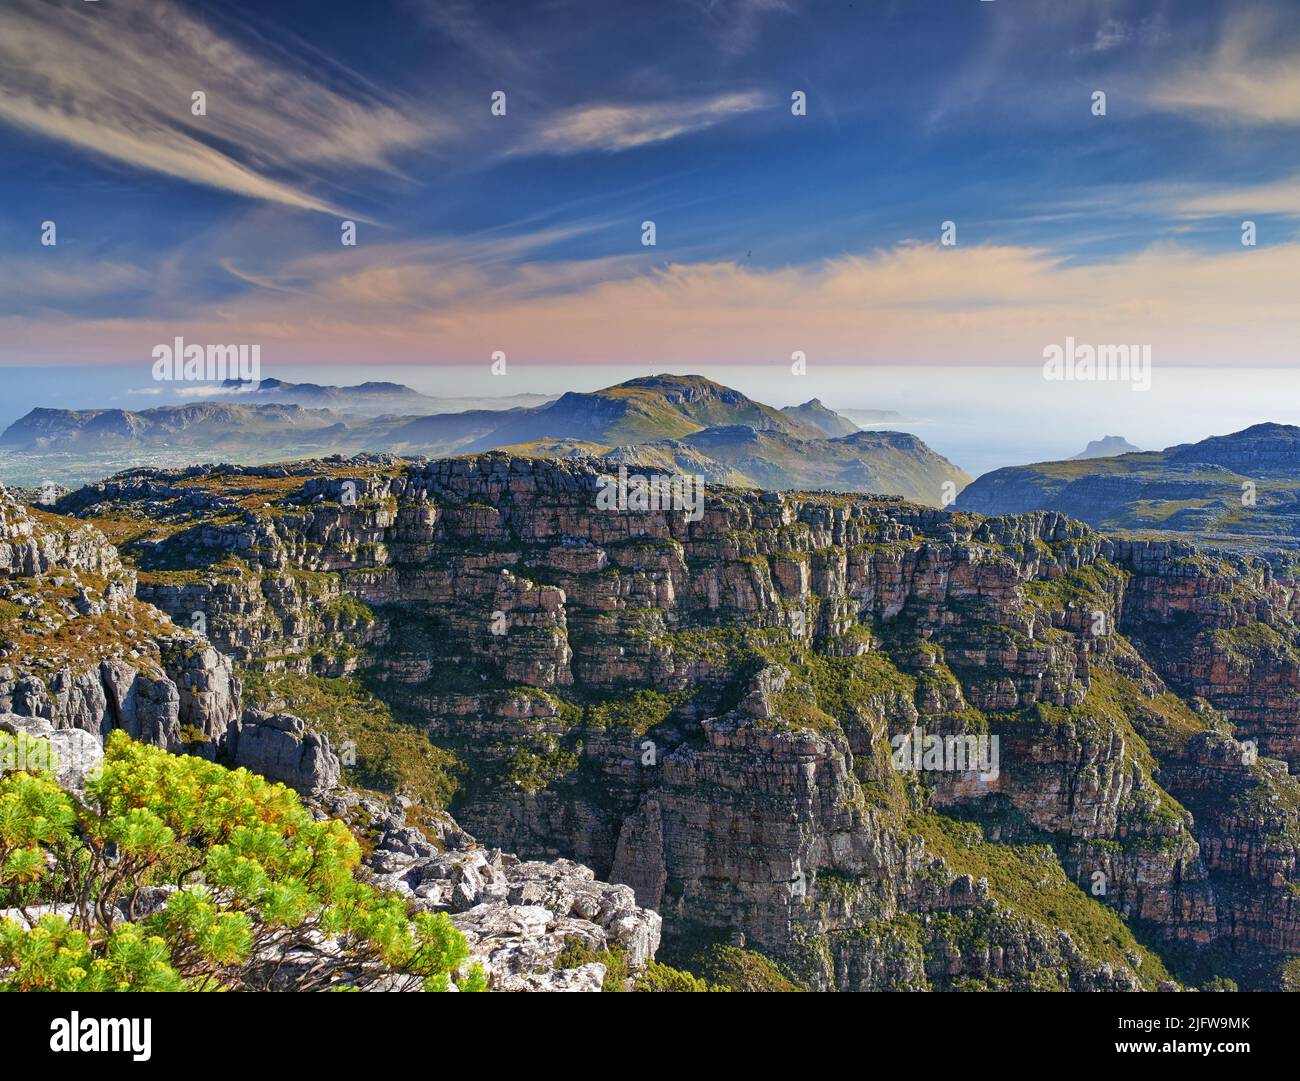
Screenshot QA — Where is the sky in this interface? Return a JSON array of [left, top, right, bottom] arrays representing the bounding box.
[[2, 0, 1300, 380]]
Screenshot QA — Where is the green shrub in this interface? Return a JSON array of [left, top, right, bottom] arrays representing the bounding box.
[[0, 732, 484, 992], [688, 945, 802, 992], [633, 960, 711, 992], [556, 936, 628, 991], [239, 670, 461, 810]]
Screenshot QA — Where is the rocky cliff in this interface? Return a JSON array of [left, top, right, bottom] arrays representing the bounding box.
[[0, 485, 238, 749], [0, 482, 666, 992], [19, 452, 1300, 989]]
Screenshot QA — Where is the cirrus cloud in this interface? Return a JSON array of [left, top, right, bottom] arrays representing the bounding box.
[[519, 91, 769, 155], [1151, 13, 1300, 124], [0, 0, 431, 215]]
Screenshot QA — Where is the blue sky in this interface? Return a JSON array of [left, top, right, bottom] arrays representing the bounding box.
[[3, 0, 1300, 368]]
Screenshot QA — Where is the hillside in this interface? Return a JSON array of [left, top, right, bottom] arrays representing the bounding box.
[[957, 423, 1300, 546], [0, 402, 348, 450], [682, 425, 968, 504]]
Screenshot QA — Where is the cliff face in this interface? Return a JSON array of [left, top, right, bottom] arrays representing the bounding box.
[[0, 479, 667, 993], [0, 486, 238, 750], [38, 453, 1300, 989]]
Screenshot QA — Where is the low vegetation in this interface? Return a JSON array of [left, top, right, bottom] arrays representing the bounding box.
[[239, 670, 461, 810], [0, 731, 484, 991]]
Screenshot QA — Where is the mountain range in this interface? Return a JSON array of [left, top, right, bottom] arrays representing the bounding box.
[[0, 374, 969, 506], [957, 422, 1300, 547], [220, 376, 556, 415], [10, 448, 1300, 990]]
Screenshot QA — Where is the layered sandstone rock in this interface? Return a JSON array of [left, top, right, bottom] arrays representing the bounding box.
[[229, 708, 340, 793], [0, 489, 238, 750], [34, 454, 1300, 988]]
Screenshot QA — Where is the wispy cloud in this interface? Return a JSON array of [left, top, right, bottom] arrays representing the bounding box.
[[688, 0, 799, 56], [520, 92, 768, 155], [1090, 18, 1130, 52], [407, 0, 536, 73], [1171, 173, 1300, 219], [0, 0, 430, 214], [1071, 17, 1131, 54], [0, 258, 150, 310], [1151, 14, 1300, 124]]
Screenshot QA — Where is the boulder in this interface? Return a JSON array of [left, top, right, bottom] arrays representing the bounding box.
[[0, 712, 104, 794], [228, 709, 340, 793]]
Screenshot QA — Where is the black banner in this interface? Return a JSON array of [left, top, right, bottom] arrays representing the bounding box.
[[4, 992, 1285, 1066]]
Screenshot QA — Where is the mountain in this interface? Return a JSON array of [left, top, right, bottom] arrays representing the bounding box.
[[458, 373, 819, 447], [383, 375, 961, 504], [18, 451, 1300, 990], [1, 373, 967, 505], [779, 398, 860, 437], [224, 377, 554, 416], [0, 482, 662, 992], [956, 423, 1300, 545], [0, 402, 349, 450], [380, 374, 779, 450], [1068, 435, 1142, 460]]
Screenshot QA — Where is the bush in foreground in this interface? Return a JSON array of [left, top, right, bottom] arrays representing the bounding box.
[[0, 730, 485, 992]]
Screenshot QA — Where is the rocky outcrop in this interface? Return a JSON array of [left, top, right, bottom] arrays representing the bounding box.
[[0, 486, 122, 578], [0, 489, 238, 752], [0, 712, 104, 794], [1, 716, 665, 993], [323, 791, 662, 991], [228, 709, 340, 793]]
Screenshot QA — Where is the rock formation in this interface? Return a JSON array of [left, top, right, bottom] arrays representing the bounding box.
[[10, 453, 1300, 989]]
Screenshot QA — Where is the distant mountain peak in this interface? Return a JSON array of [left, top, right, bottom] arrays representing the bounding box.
[[2, 371, 966, 506], [1068, 435, 1142, 460], [778, 397, 859, 438]]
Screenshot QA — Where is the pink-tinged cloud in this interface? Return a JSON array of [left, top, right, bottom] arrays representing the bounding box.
[[4, 240, 1300, 367]]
